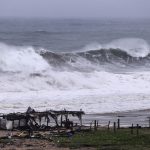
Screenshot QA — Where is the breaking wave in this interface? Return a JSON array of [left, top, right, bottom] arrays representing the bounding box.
[[0, 38, 150, 73], [40, 38, 150, 71], [0, 43, 50, 73], [82, 38, 150, 57], [1, 39, 150, 113]]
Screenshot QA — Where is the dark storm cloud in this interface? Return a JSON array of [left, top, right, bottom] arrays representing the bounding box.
[[0, 0, 150, 18]]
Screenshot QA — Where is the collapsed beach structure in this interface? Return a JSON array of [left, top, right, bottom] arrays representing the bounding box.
[[0, 107, 85, 131]]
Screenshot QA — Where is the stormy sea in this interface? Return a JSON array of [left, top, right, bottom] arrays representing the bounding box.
[[0, 18, 150, 115]]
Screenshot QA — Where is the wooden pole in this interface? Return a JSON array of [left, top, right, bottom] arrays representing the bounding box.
[[94, 120, 97, 131], [39, 116, 41, 126], [148, 117, 150, 128], [47, 116, 49, 127], [80, 109, 83, 126], [18, 119, 21, 127], [137, 124, 139, 136], [108, 121, 110, 130], [79, 115, 82, 127], [60, 115, 63, 127], [65, 114, 68, 121], [81, 115, 82, 126], [113, 122, 116, 133], [131, 124, 133, 134], [97, 121, 99, 128], [117, 119, 120, 129], [55, 117, 58, 127], [90, 122, 92, 130], [12, 120, 14, 129]]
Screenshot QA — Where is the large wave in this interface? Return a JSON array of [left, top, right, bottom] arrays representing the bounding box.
[[0, 43, 50, 73], [0, 39, 150, 113], [0, 38, 150, 74], [104, 38, 150, 57], [40, 38, 150, 71]]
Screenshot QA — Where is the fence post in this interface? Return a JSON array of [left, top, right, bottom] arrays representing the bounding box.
[[131, 123, 133, 134], [90, 122, 92, 130], [108, 121, 110, 130], [113, 122, 116, 133], [117, 119, 120, 129], [137, 124, 139, 136], [94, 120, 97, 131]]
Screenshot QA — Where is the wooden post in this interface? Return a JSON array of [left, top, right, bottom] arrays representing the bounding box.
[[97, 121, 99, 128], [55, 117, 58, 127], [79, 115, 82, 127], [117, 119, 120, 129], [18, 119, 21, 127], [90, 122, 92, 130], [137, 124, 139, 136], [94, 120, 97, 131], [60, 115, 63, 127], [81, 115, 82, 126], [39, 116, 41, 126], [108, 121, 110, 130], [65, 114, 68, 122], [131, 124, 133, 134], [80, 109, 83, 126], [46, 116, 49, 127], [113, 122, 116, 133], [12, 120, 14, 129]]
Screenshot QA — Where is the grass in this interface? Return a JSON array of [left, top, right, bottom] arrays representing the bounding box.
[[53, 128, 150, 149]]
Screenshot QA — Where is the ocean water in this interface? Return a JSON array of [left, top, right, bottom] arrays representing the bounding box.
[[0, 18, 150, 114]]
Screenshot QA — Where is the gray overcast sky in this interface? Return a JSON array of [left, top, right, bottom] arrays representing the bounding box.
[[0, 0, 150, 18]]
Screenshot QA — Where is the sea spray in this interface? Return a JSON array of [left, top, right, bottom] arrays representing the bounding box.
[[0, 40, 150, 113], [104, 38, 150, 57], [0, 43, 50, 73]]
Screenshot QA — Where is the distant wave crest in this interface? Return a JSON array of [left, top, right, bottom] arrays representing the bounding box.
[[41, 38, 150, 70], [0, 38, 150, 73]]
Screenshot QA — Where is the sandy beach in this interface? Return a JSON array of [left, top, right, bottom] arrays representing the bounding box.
[[84, 109, 150, 127]]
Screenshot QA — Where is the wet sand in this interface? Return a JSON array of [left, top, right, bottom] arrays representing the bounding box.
[[83, 109, 150, 127]]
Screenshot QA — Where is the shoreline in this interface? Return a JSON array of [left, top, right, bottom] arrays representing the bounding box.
[[0, 109, 150, 149], [83, 109, 150, 127]]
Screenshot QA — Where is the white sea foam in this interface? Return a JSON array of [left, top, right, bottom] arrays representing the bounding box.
[[0, 70, 150, 114], [105, 38, 150, 57], [0, 42, 150, 114], [0, 43, 50, 73], [81, 38, 150, 57]]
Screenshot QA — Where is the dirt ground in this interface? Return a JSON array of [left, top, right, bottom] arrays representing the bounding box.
[[0, 130, 69, 150], [0, 130, 96, 150], [0, 138, 68, 150]]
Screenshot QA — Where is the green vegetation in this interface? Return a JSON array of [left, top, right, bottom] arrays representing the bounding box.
[[54, 128, 150, 150]]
